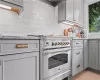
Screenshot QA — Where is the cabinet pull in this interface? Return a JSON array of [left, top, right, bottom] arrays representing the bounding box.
[[76, 52, 80, 55], [76, 42, 80, 44], [76, 65, 80, 68], [16, 44, 28, 48]]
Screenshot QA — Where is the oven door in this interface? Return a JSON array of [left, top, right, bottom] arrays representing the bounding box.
[[43, 49, 71, 79]]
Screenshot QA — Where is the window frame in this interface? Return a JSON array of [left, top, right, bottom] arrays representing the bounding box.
[[84, 0, 100, 37]]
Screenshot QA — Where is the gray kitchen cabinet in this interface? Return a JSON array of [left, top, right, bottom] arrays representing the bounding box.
[[72, 48, 83, 76], [58, 0, 83, 26], [58, 0, 73, 23], [88, 40, 99, 70], [0, 52, 39, 80], [72, 58, 83, 76], [73, 0, 83, 25], [83, 40, 88, 69], [72, 40, 83, 76]]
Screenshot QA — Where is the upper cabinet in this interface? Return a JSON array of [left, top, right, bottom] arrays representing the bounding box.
[[73, 0, 83, 25], [58, 0, 73, 23], [58, 0, 83, 26]]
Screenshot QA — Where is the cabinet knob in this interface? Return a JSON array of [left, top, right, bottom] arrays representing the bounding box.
[[77, 65, 80, 68], [58, 68, 61, 70], [76, 52, 80, 55]]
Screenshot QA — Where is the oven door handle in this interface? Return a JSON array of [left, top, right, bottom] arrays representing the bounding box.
[[44, 49, 71, 55]]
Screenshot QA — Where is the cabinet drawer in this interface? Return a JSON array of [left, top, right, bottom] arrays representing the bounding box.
[[73, 40, 83, 47], [0, 40, 39, 55], [72, 48, 83, 62], [72, 58, 83, 76]]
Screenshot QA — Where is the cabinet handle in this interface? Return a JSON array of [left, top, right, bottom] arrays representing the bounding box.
[[58, 68, 61, 70], [76, 42, 80, 44], [76, 65, 80, 68], [76, 52, 80, 55], [16, 44, 28, 48]]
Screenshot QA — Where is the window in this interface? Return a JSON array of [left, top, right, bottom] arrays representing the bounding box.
[[89, 1, 100, 33]]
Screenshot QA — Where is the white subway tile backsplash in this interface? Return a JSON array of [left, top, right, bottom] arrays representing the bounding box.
[[0, 0, 69, 36]]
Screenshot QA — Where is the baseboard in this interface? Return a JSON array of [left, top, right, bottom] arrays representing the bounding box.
[[86, 67, 100, 74]]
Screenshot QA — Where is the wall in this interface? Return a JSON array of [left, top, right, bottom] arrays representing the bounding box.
[[0, 0, 68, 36]]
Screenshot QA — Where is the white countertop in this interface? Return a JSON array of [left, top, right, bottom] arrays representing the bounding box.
[[72, 37, 88, 40], [0, 35, 40, 40]]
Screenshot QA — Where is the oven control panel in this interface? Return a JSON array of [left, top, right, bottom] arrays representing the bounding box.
[[45, 40, 71, 48], [51, 42, 70, 46]]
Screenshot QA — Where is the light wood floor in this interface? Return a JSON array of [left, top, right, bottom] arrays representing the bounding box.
[[73, 70, 100, 80]]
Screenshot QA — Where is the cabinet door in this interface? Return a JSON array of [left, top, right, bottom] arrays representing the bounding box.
[[73, 0, 83, 25], [58, 2, 66, 22], [88, 40, 99, 70], [65, 0, 73, 22], [83, 40, 88, 69], [58, 0, 73, 22], [0, 52, 39, 80]]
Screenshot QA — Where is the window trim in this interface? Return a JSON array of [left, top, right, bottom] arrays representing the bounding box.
[[84, 0, 100, 37]]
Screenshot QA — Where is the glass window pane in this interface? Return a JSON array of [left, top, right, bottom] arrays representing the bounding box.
[[89, 1, 100, 33]]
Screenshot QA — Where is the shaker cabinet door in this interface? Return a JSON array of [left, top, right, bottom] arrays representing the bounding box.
[[58, 1, 66, 22], [0, 52, 39, 80], [58, 0, 73, 22], [73, 0, 83, 25], [88, 40, 99, 70], [65, 0, 73, 22]]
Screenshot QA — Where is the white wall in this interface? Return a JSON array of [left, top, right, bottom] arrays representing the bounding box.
[[0, 0, 68, 36]]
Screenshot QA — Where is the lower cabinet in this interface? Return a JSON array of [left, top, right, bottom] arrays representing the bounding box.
[[72, 58, 83, 76], [72, 40, 84, 76], [0, 52, 39, 80], [72, 48, 83, 76], [88, 40, 99, 70]]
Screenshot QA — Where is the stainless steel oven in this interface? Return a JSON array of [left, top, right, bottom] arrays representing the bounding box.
[[41, 36, 72, 80], [43, 48, 71, 79]]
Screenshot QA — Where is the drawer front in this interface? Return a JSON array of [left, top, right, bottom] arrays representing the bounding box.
[[0, 40, 39, 55], [44, 70, 71, 80], [72, 48, 83, 62], [72, 58, 83, 76], [73, 40, 83, 47]]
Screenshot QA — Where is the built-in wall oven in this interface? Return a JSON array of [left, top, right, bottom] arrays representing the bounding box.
[[42, 36, 72, 80]]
